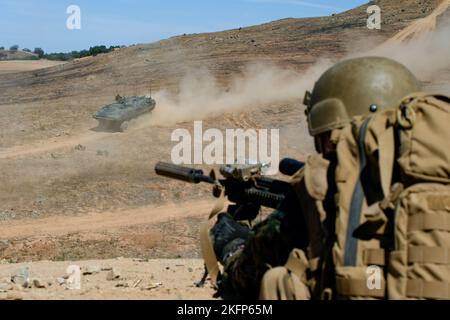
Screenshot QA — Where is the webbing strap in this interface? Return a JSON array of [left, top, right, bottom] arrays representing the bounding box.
[[259, 266, 311, 300], [377, 125, 395, 198], [284, 249, 309, 279], [408, 246, 450, 265], [336, 278, 385, 298], [199, 187, 226, 285], [284, 272, 306, 300], [363, 248, 386, 266], [407, 280, 450, 300], [408, 213, 450, 232], [344, 118, 371, 266]]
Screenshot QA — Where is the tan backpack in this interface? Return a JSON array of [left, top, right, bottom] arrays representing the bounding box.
[[333, 92, 450, 300]]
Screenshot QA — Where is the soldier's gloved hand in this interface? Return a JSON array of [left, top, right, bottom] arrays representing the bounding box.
[[210, 213, 251, 264]]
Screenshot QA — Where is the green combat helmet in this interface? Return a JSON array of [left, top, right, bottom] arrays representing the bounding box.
[[304, 57, 420, 136]]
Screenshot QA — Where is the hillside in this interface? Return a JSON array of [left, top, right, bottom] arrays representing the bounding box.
[[0, 0, 442, 105], [0, 49, 38, 61]]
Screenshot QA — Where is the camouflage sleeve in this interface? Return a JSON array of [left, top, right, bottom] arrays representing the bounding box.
[[216, 209, 307, 300]]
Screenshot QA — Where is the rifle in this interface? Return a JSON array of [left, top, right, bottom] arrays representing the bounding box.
[[154, 159, 304, 222], [154, 159, 304, 287]]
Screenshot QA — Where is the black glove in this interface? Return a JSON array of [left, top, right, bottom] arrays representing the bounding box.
[[210, 213, 251, 264]]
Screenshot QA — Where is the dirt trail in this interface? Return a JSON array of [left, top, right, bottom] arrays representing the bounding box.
[[0, 200, 216, 239], [0, 111, 161, 160], [385, 0, 450, 44], [0, 128, 118, 159]]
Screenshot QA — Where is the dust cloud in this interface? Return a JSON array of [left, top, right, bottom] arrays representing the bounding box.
[[140, 61, 330, 126], [363, 21, 450, 88]]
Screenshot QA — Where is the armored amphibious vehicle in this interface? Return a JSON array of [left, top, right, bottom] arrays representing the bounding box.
[[93, 95, 156, 132]]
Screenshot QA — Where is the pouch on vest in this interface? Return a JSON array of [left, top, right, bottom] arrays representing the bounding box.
[[333, 93, 450, 300]]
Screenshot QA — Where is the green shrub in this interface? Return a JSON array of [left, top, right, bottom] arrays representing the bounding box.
[[34, 48, 45, 58]]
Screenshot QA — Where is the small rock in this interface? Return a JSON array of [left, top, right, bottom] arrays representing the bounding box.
[[131, 279, 142, 288], [141, 282, 162, 291], [132, 258, 148, 263], [57, 277, 65, 285], [188, 267, 193, 272], [32, 279, 46, 289], [115, 282, 129, 288], [101, 266, 113, 271], [96, 150, 109, 157], [0, 282, 12, 292], [1, 277, 11, 284], [7, 291, 23, 300], [165, 266, 170, 270], [83, 265, 101, 275], [11, 284, 23, 291], [74, 144, 86, 151], [65, 273, 81, 290], [11, 267, 29, 288], [106, 268, 121, 281]]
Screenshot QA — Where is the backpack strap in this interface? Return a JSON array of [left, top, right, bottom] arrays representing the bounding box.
[[407, 280, 450, 300], [199, 186, 226, 285], [344, 117, 371, 266], [408, 213, 450, 232], [336, 278, 385, 298], [377, 122, 395, 198]]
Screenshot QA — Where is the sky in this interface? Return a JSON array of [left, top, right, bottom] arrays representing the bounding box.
[[0, 0, 368, 53]]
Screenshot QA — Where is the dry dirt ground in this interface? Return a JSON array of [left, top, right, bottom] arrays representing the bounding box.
[[0, 0, 449, 299], [0, 60, 66, 75]]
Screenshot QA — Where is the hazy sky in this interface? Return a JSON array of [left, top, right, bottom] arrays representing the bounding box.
[[0, 0, 368, 53]]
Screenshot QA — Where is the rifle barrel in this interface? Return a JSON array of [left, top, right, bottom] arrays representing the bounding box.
[[155, 162, 215, 184]]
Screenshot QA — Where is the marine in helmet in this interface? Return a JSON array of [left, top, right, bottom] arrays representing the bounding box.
[[209, 57, 420, 300]]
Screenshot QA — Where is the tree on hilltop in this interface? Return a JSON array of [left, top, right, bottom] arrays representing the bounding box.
[[34, 48, 45, 58]]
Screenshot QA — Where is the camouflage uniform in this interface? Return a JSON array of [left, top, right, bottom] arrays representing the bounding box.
[[216, 153, 338, 300]]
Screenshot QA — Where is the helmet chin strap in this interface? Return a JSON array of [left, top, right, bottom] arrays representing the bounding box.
[[315, 131, 337, 155], [314, 136, 323, 154]]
